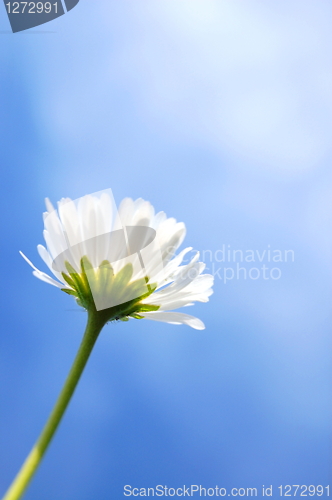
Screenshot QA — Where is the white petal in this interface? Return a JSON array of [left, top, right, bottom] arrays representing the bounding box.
[[152, 291, 212, 311], [20, 251, 66, 288], [181, 274, 214, 294], [156, 219, 186, 263], [45, 197, 55, 213], [151, 261, 202, 300], [142, 311, 205, 330], [153, 247, 193, 287], [58, 199, 80, 246], [37, 244, 66, 282], [131, 200, 154, 226], [151, 210, 167, 229], [32, 270, 66, 289], [43, 209, 67, 258], [19, 250, 40, 271], [117, 198, 135, 227]]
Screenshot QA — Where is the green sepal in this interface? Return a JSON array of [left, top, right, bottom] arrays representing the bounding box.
[[61, 288, 78, 297], [130, 313, 144, 319], [61, 272, 76, 289], [65, 261, 88, 297], [79, 257, 94, 296], [135, 304, 160, 313]]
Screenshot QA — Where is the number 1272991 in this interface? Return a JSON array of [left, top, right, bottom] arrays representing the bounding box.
[[5, 2, 59, 14], [278, 485, 330, 496]]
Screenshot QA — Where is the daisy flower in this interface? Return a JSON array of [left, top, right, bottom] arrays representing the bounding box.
[[20, 192, 213, 330], [4, 190, 213, 500]]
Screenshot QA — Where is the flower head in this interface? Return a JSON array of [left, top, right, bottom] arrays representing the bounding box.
[[20, 192, 213, 329]]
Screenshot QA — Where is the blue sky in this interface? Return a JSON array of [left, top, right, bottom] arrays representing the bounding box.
[[0, 1, 331, 499]]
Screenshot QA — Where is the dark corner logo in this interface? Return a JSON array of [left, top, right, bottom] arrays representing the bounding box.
[[3, 0, 80, 33]]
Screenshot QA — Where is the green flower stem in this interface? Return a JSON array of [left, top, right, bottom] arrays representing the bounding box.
[[1, 311, 106, 500]]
